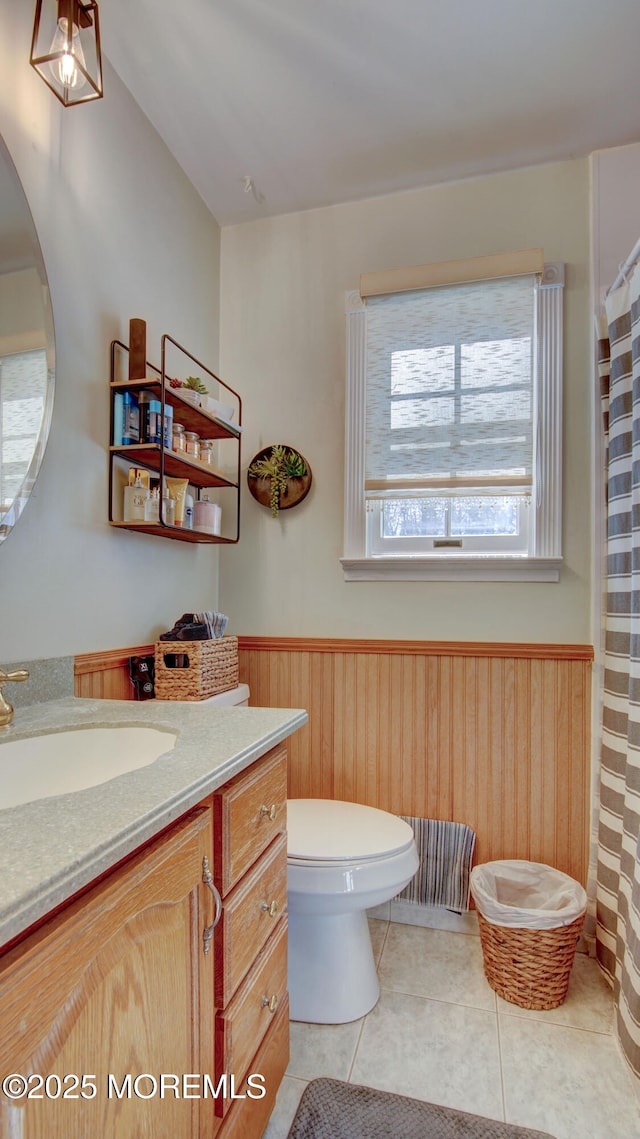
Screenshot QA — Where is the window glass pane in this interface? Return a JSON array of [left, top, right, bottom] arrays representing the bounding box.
[[382, 498, 446, 537], [450, 496, 519, 536], [461, 337, 531, 389], [390, 396, 454, 429], [391, 346, 454, 395], [461, 390, 531, 424]]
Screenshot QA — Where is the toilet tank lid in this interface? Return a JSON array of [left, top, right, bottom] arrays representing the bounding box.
[[200, 683, 249, 706], [287, 799, 415, 861], [155, 683, 250, 707]]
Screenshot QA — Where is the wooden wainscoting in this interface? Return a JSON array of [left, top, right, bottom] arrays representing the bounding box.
[[238, 637, 593, 885], [74, 645, 154, 700], [74, 637, 593, 884]]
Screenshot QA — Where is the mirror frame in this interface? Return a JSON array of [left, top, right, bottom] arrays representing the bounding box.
[[0, 135, 55, 544]]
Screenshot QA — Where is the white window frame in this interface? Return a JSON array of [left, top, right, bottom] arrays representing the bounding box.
[[341, 263, 564, 583], [367, 496, 531, 556]]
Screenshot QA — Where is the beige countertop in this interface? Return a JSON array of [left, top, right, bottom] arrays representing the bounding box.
[[0, 696, 307, 948]]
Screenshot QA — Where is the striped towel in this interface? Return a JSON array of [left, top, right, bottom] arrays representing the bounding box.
[[397, 818, 476, 913]]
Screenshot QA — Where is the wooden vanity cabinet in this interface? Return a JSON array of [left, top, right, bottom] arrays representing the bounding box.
[[0, 743, 292, 1139], [0, 806, 217, 1139]]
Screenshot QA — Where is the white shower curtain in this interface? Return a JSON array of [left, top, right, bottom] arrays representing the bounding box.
[[597, 263, 640, 1079]]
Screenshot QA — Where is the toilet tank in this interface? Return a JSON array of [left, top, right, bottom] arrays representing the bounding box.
[[155, 683, 250, 707], [196, 683, 250, 707]]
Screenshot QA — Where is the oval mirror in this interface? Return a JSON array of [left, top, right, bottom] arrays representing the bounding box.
[[0, 135, 55, 543]]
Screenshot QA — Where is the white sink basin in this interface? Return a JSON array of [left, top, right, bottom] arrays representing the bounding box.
[[0, 726, 177, 810]]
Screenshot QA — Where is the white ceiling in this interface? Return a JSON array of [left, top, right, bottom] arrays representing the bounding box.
[[103, 0, 640, 227]]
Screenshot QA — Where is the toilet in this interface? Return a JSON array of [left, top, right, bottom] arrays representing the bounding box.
[[287, 798, 419, 1024], [158, 683, 418, 1024]]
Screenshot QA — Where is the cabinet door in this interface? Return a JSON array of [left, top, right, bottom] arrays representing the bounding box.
[[0, 808, 217, 1139]]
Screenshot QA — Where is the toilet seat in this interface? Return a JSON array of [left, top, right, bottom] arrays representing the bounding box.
[[287, 798, 415, 863]]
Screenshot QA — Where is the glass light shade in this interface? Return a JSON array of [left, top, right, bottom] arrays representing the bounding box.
[[30, 0, 103, 107], [48, 16, 87, 92]]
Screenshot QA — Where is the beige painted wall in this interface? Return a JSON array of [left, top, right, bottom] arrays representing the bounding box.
[[219, 159, 592, 643], [592, 141, 640, 301], [0, 1, 221, 661]]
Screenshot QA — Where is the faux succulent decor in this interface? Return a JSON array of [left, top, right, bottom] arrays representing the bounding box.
[[168, 375, 209, 394], [247, 444, 312, 516]]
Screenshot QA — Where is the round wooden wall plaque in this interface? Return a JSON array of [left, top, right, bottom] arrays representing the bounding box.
[[247, 445, 312, 513]]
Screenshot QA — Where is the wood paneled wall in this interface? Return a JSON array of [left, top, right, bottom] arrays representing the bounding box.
[[75, 646, 154, 701], [75, 637, 593, 885], [238, 637, 593, 885]]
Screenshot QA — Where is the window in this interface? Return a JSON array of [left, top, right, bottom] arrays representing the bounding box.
[[0, 349, 47, 510], [342, 254, 564, 582]]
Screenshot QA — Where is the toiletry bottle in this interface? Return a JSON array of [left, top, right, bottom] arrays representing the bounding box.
[[184, 492, 194, 530], [113, 392, 124, 446], [161, 483, 175, 527], [123, 469, 149, 522], [121, 391, 140, 445], [139, 391, 162, 444], [144, 485, 160, 524], [137, 390, 152, 441], [163, 402, 174, 449]]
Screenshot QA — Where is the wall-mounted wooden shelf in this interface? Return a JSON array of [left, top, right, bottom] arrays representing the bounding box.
[[108, 521, 238, 544], [108, 332, 242, 544]]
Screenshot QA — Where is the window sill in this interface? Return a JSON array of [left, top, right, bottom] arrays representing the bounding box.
[[340, 555, 562, 582]]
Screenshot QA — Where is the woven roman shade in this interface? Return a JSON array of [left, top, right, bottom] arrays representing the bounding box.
[[364, 274, 537, 499]]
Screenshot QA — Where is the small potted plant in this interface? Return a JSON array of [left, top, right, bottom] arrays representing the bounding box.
[[168, 375, 208, 406]]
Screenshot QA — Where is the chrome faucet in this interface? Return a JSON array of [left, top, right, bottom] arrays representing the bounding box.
[[0, 667, 29, 728]]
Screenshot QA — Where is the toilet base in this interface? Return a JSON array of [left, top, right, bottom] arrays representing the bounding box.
[[288, 909, 379, 1023]]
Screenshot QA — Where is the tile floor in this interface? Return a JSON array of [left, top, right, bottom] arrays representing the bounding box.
[[265, 918, 640, 1139]]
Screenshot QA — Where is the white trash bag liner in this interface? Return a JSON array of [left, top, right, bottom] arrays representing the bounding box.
[[470, 860, 587, 930]]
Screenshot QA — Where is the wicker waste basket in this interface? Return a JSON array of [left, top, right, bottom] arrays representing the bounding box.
[[154, 636, 239, 701], [470, 860, 587, 1011]]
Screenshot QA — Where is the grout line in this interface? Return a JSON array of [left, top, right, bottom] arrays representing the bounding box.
[[346, 1015, 367, 1083], [375, 917, 391, 963], [496, 1006, 615, 1037], [495, 999, 508, 1123], [378, 982, 496, 1015], [345, 921, 391, 1085]]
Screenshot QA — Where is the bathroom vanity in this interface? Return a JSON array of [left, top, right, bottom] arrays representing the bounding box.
[[0, 697, 306, 1138]]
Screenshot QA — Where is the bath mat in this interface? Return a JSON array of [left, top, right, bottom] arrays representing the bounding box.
[[286, 1079, 555, 1139]]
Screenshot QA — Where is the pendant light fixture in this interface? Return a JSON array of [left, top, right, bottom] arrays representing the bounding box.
[[30, 0, 103, 107]]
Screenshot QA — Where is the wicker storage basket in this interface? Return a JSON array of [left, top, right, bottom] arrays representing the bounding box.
[[476, 909, 585, 1010], [154, 636, 239, 701]]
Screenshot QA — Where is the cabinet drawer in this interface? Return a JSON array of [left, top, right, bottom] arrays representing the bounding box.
[[215, 915, 288, 1116], [218, 993, 289, 1139], [215, 833, 287, 1007], [213, 745, 287, 896]]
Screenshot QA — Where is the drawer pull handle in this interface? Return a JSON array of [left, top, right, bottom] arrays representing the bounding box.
[[259, 803, 277, 821], [262, 994, 279, 1014], [261, 900, 279, 918], [202, 855, 222, 956]]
